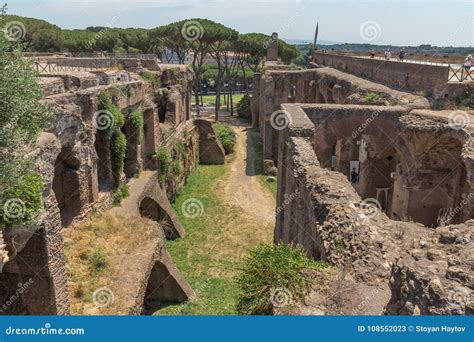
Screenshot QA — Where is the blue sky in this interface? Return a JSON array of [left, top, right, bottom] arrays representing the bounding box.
[[4, 0, 474, 46]]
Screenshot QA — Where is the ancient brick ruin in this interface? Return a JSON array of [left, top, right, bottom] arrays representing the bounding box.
[[0, 39, 472, 316], [0, 56, 224, 315], [253, 38, 473, 314]]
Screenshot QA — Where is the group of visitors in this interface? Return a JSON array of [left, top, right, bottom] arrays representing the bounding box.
[[370, 49, 405, 61]]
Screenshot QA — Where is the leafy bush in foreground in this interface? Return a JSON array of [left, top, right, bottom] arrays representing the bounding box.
[[236, 243, 328, 315]]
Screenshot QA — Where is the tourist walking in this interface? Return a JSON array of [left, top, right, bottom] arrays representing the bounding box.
[[384, 49, 391, 61], [370, 49, 375, 58], [399, 50, 405, 61], [463, 55, 472, 71]]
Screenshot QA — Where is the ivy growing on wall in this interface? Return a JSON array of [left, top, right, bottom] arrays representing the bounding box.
[[127, 110, 144, 143], [110, 131, 127, 186], [97, 90, 127, 188]]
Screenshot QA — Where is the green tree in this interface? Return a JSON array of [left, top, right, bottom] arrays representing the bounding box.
[[4, 14, 63, 51], [0, 8, 52, 224]]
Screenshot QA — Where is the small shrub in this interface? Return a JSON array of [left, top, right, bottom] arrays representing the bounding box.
[[334, 239, 344, 252], [139, 71, 162, 88], [0, 172, 45, 225], [110, 131, 127, 185], [127, 87, 135, 98], [174, 141, 186, 155], [155, 146, 171, 175], [127, 111, 144, 143], [213, 122, 236, 154], [236, 94, 252, 120], [363, 92, 380, 104], [97, 90, 113, 111], [113, 182, 129, 206], [236, 243, 328, 315], [171, 161, 181, 177], [87, 247, 108, 274]]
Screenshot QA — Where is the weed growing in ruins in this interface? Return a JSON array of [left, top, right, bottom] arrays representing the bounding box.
[[236, 243, 328, 315], [113, 183, 129, 206], [363, 92, 380, 104], [110, 131, 127, 186], [171, 161, 182, 177], [0, 173, 44, 225], [334, 239, 345, 252], [87, 247, 108, 274], [127, 87, 135, 98], [127, 110, 144, 143], [155, 146, 171, 187], [139, 71, 162, 88], [213, 122, 236, 154]]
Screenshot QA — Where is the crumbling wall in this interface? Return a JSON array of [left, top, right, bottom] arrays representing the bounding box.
[[275, 102, 473, 315], [253, 67, 430, 162]]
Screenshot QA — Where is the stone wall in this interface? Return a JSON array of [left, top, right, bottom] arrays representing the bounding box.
[[313, 52, 449, 96], [252, 66, 430, 162]]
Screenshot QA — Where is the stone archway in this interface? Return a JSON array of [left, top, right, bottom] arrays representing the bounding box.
[[141, 260, 192, 315], [52, 147, 82, 227], [138, 184, 185, 240]]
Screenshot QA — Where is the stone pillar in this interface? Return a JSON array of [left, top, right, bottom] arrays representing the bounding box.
[[266, 33, 279, 62], [260, 76, 275, 160], [251, 73, 261, 128]]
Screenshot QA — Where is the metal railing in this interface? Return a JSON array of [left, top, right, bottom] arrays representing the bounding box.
[[34, 58, 118, 73], [71, 52, 158, 60], [448, 65, 473, 82]]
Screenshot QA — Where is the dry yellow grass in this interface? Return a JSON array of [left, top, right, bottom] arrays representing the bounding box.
[[63, 213, 159, 315]]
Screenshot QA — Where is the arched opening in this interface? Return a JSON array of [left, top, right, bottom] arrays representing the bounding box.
[[0, 232, 62, 315], [158, 100, 167, 124], [139, 197, 176, 239], [52, 147, 82, 227], [94, 132, 114, 191], [141, 261, 190, 315]]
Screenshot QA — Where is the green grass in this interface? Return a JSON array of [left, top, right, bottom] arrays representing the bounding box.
[[157, 162, 240, 315], [248, 130, 277, 198], [192, 94, 245, 107]]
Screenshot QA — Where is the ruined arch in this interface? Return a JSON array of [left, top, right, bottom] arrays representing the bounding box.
[[52, 147, 82, 227], [138, 178, 186, 239], [141, 260, 192, 315]]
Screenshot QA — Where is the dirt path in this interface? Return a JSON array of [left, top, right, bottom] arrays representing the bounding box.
[[223, 124, 275, 226]]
